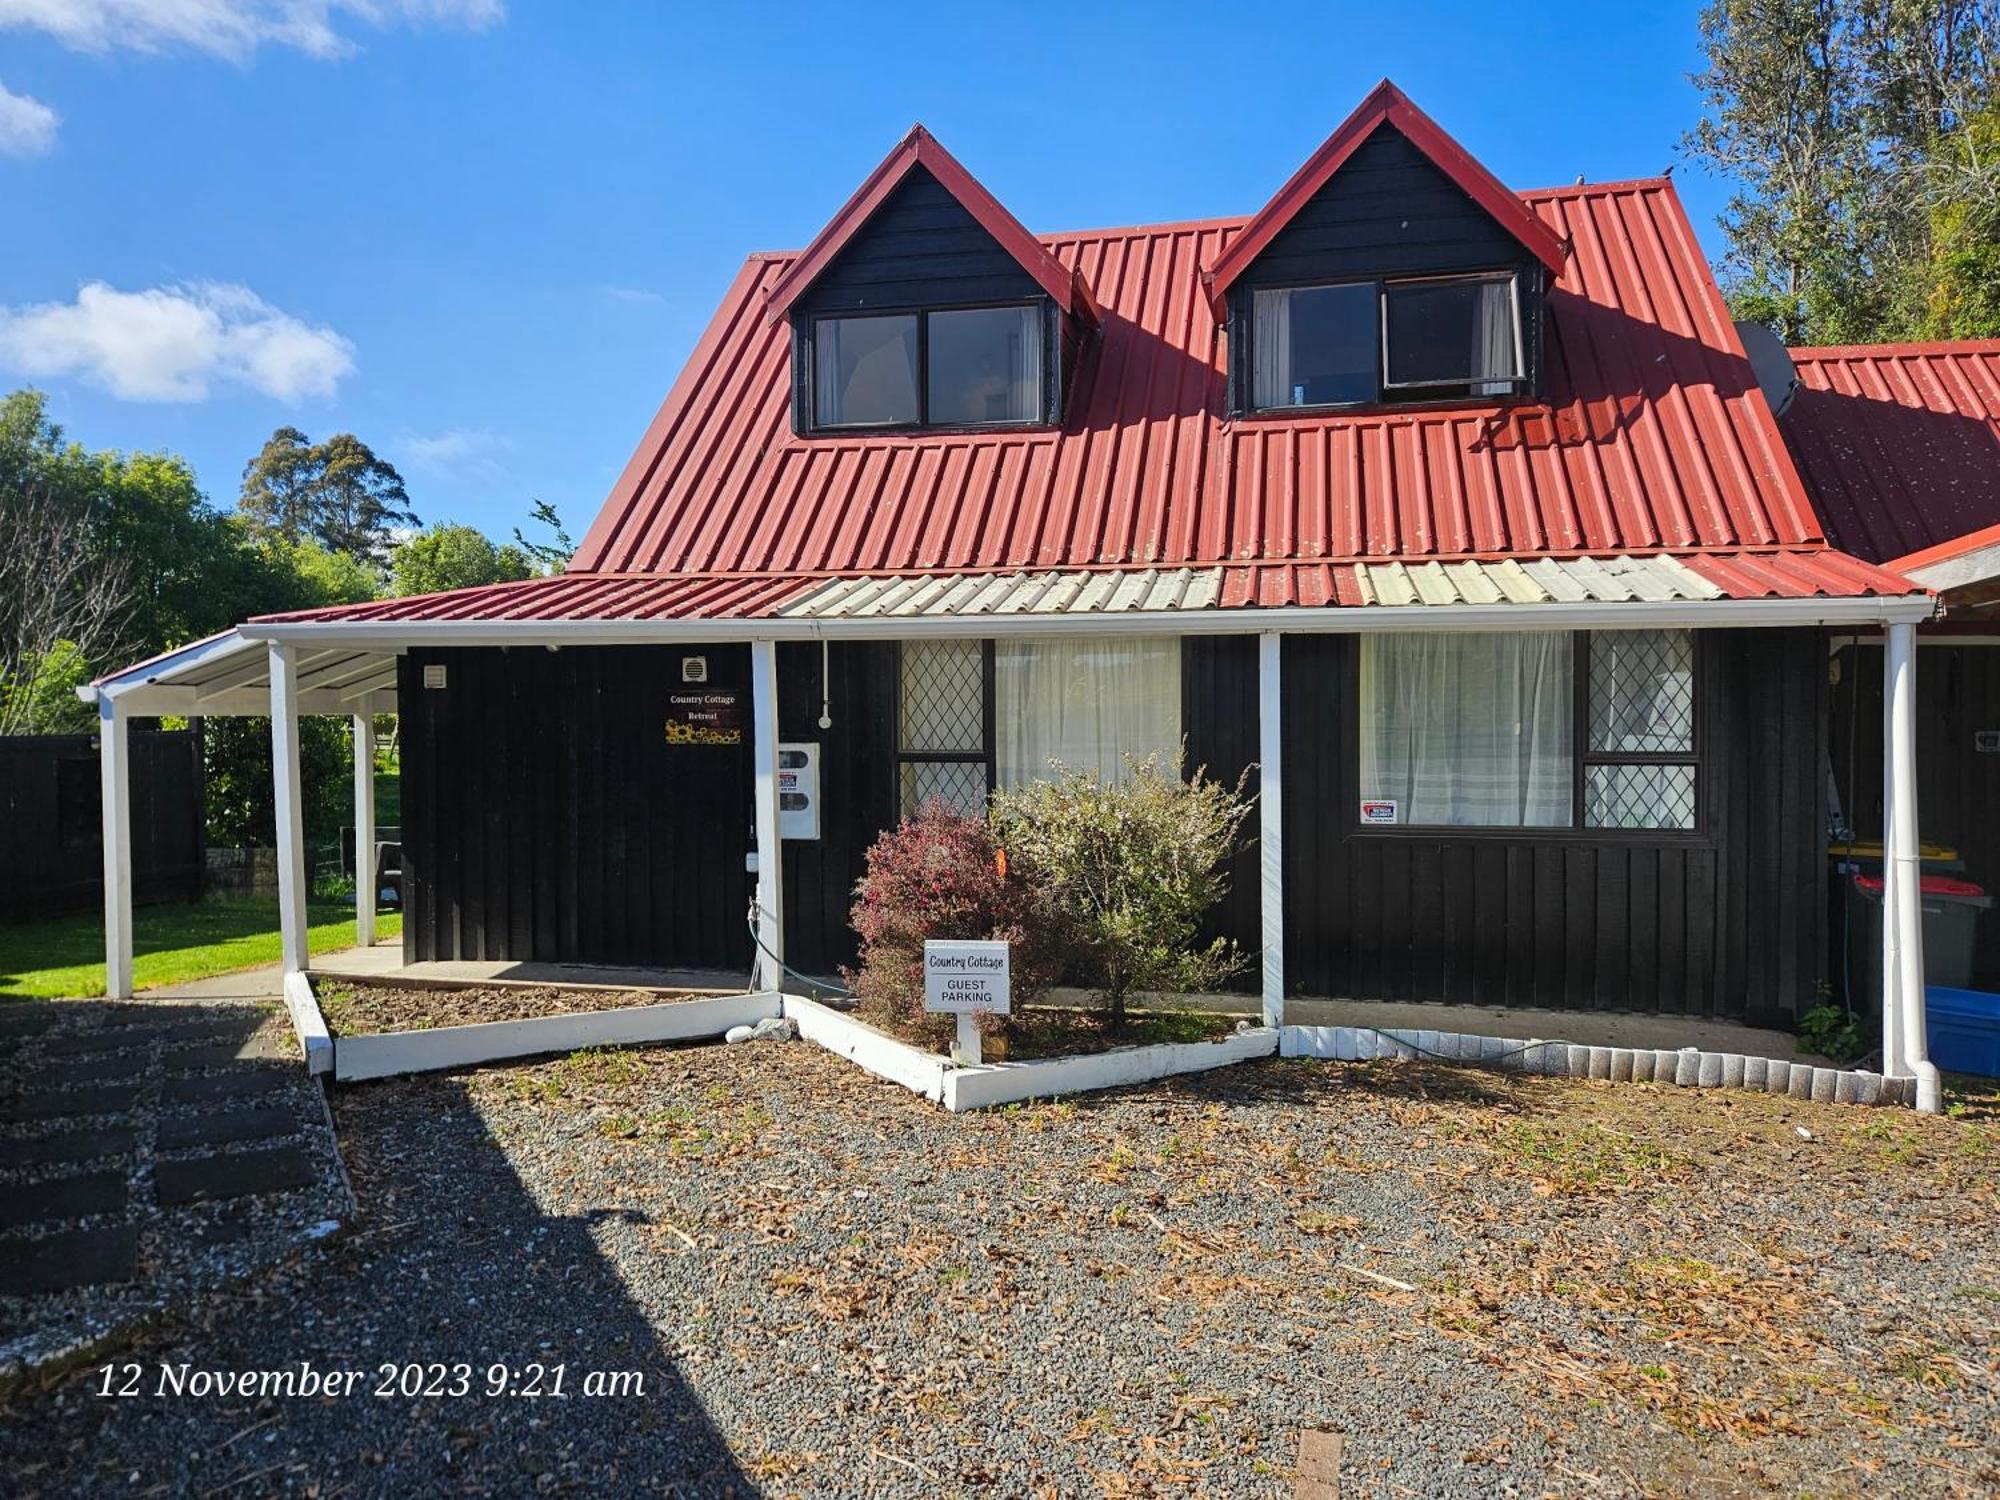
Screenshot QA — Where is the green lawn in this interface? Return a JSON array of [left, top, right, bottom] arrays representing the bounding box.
[[0, 898, 403, 1001]]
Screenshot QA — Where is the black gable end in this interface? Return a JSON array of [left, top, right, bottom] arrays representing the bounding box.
[[1242, 122, 1533, 285], [797, 164, 1044, 314]]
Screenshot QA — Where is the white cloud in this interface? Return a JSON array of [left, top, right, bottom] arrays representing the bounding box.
[[603, 285, 666, 307], [0, 1, 504, 62], [0, 280, 355, 401], [0, 81, 58, 156], [402, 427, 513, 481]]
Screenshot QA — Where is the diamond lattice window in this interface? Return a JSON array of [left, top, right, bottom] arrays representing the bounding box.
[[898, 640, 987, 817], [1583, 630, 1697, 830], [1585, 763, 1696, 831]]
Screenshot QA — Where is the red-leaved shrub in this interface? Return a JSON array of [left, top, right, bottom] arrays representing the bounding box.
[[846, 800, 1071, 1049]]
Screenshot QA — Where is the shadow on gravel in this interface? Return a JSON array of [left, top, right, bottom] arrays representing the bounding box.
[[0, 1073, 758, 1499]]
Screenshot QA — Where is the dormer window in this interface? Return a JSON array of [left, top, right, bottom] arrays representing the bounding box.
[[1249, 271, 1526, 412], [811, 303, 1048, 431]]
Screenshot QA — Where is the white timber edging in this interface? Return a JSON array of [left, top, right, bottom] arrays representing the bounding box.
[[783, 995, 951, 1102], [283, 969, 333, 1077], [941, 1026, 1280, 1111], [1278, 1025, 1911, 1106], [329, 990, 783, 1083]]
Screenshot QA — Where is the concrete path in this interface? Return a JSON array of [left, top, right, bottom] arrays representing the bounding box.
[[312, 944, 752, 993], [0, 977, 351, 1393]]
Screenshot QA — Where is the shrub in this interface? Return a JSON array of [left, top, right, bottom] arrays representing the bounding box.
[[989, 751, 1252, 1024], [846, 801, 1071, 1048]]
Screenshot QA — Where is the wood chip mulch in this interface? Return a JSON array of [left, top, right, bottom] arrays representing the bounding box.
[[313, 981, 697, 1038]]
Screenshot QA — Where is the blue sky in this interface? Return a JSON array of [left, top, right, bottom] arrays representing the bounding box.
[[0, 2, 1731, 547]]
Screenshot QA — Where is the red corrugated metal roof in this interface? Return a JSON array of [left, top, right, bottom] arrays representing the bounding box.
[[255, 546, 1912, 627], [1203, 80, 1568, 315], [1780, 342, 2000, 564], [569, 175, 1834, 583], [761, 124, 1095, 326]]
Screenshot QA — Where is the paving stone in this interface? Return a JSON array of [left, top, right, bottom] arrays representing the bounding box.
[[0, 1223, 139, 1294], [191, 1217, 254, 1247], [161, 1066, 291, 1105], [155, 1146, 317, 1206], [158, 1105, 300, 1151], [0, 1010, 63, 1041], [159, 1018, 258, 1044], [163, 1041, 257, 1071], [0, 1170, 127, 1229], [43, 1052, 150, 1086], [36, 1030, 155, 1058], [0, 1125, 136, 1170], [0, 1083, 140, 1123]]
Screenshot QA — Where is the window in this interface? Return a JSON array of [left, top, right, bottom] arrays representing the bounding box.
[[812, 303, 1046, 431], [1248, 272, 1526, 411], [1357, 630, 1697, 831], [995, 638, 1180, 789], [897, 639, 990, 817]]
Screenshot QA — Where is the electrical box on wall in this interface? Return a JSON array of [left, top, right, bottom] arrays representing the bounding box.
[[777, 742, 820, 840]]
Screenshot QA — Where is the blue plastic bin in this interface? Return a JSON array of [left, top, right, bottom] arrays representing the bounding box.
[[1926, 986, 2000, 1078]]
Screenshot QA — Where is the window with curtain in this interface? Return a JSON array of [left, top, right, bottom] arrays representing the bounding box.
[[1247, 272, 1526, 410], [994, 638, 1181, 788], [811, 303, 1047, 431], [1359, 632, 1573, 827], [1357, 629, 1698, 831]]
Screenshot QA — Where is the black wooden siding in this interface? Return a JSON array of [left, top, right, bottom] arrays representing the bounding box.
[[1279, 630, 1830, 1027], [1829, 641, 2000, 990], [396, 630, 1831, 1022], [398, 646, 754, 972], [796, 165, 1042, 314], [1226, 122, 1546, 411]]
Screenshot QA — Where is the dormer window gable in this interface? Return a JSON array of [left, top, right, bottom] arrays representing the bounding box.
[[764, 128, 1097, 435], [1205, 81, 1569, 418]]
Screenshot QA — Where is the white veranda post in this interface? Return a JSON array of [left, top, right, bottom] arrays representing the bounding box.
[[353, 714, 377, 948], [269, 643, 310, 978], [98, 695, 134, 1000], [1259, 632, 1285, 1029], [1881, 621, 1941, 1113], [750, 639, 785, 992]]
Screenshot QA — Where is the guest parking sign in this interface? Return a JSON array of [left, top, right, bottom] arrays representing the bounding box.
[[922, 940, 1011, 1015]]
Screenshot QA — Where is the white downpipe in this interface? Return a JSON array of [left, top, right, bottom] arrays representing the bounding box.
[[352, 713, 377, 948], [1883, 621, 1941, 1112], [1258, 632, 1285, 1029], [749, 639, 784, 992], [98, 695, 134, 1000], [269, 643, 310, 978]]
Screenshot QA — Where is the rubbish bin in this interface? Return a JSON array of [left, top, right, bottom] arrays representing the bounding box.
[[1846, 873, 1993, 1014]]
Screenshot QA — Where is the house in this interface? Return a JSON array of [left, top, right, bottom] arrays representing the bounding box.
[[1773, 340, 2000, 1000], [81, 82, 1946, 1107]]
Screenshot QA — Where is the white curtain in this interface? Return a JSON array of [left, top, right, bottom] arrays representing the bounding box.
[[1359, 632, 1572, 826], [815, 315, 918, 427], [1252, 288, 1293, 408], [1471, 278, 1518, 396], [1006, 305, 1044, 423], [995, 637, 1181, 788]]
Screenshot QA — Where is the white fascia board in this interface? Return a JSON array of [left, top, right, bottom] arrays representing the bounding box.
[[239, 592, 1938, 648], [94, 686, 398, 717], [92, 630, 258, 700]]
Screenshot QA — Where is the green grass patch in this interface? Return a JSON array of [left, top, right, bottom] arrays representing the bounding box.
[[0, 898, 402, 1001]]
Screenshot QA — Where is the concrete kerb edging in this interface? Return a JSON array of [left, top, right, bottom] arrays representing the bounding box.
[[781, 994, 1281, 1112], [1278, 1025, 1910, 1106], [285, 972, 781, 1082]]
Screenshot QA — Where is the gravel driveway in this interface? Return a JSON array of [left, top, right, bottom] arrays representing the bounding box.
[[0, 1041, 1994, 1497]]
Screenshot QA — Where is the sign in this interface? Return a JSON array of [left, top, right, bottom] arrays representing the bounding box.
[[1359, 799, 1399, 825], [778, 743, 819, 839], [665, 689, 743, 746], [922, 940, 1011, 1016]]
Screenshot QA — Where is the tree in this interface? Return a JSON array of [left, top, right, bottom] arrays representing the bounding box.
[[512, 498, 576, 572], [988, 753, 1252, 1025], [1684, 1, 2000, 342], [391, 522, 536, 597], [239, 427, 418, 564]]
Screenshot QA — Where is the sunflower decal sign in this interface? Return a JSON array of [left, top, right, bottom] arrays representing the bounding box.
[[665, 688, 745, 746]]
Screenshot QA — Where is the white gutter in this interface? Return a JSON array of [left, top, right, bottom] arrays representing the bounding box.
[[236, 593, 1938, 650]]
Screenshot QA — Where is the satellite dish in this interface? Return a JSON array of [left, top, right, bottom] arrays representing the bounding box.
[[1734, 321, 1799, 417]]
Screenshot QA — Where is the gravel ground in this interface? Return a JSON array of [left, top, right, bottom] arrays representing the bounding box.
[[0, 1040, 1994, 1497], [314, 981, 700, 1036]]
